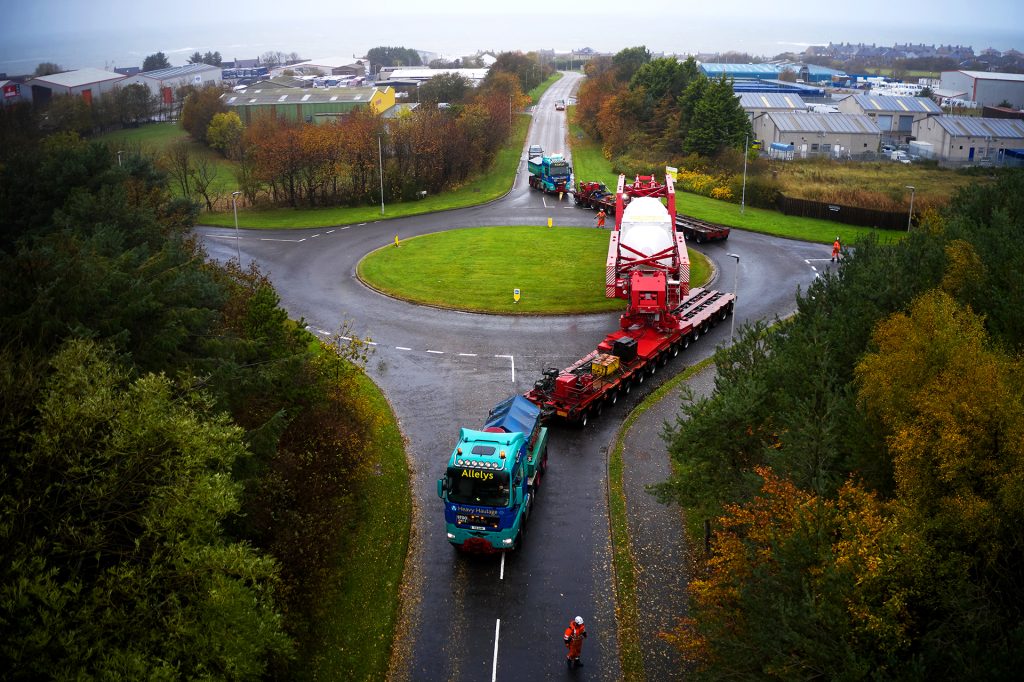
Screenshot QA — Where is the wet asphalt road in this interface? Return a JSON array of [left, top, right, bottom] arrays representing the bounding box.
[[196, 72, 833, 681]]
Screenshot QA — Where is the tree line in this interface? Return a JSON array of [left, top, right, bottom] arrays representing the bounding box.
[[657, 173, 1024, 678], [574, 46, 751, 171], [174, 65, 532, 209], [0, 121, 383, 676]]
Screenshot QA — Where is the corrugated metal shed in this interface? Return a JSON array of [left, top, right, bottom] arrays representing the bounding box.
[[933, 116, 1024, 138], [852, 94, 942, 114], [700, 63, 782, 79], [739, 92, 807, 110], [32, 68, 125, 88], [225, 87, 379, 105], [768, 112, 882, 134], [142, 63, 220, 79]]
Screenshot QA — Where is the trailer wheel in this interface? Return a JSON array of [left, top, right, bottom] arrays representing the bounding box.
[[578, 411, 589, 428], [623, 381, 632, 395], [671, 344, 680, 358], [682, 335, 690, 349], [595, 403, 604, 419], [610, 391, 618, 405], [637, 371, 645, 384], [692, 329, 700, 342]]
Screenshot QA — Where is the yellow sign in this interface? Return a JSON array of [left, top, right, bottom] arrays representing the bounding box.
[[665, 165, 678, 181], [394, 235, 400, 248], [461, 469, 494, 481], [514, 288, 521, 303], [547, 217, 553, 228]]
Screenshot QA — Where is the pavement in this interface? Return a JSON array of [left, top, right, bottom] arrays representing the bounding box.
[[619, 363, 718, 678]]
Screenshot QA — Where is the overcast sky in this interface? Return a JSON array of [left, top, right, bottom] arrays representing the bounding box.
[[2, 0, 1021, 73]]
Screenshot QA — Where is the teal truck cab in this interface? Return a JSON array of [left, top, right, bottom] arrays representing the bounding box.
[[438, 396, 549, 552], [527, 153, 572, 194]]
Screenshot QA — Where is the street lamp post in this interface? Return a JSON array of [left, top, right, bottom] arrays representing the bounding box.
[[741, 134, 748, 215], [231, 191, 242, 262], [726, 253, 740, 344], [905, 185, 915, 231], [378, 134, 385, 216], [117, 150, 123, 167]]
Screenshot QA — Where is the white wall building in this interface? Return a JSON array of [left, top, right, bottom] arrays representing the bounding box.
[[28, 68, 126, 106], [753, 112, 882, 157], [912, 115, 1024, 164], [939, 70, 1024, 109], [122, 63, 222, 105]]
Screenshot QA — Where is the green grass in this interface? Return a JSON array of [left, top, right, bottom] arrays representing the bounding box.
[[607, 355, 717, 681], [306, 367, 410, 681], [358, 226, 711, 314], [568, 111, 903, 245], [528, 72, 562, 104], [197, 113, 532, 228], [96, 122, 238, 197]]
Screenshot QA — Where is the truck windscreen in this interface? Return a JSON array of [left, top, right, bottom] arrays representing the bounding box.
[[446, 467, 510, 506], [550, 163, 569, 178]]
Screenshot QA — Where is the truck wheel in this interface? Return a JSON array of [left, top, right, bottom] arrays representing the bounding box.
[[623, 381, 631, 395], [637, 372, 645, 385], [578, 412, 588, 428], [595, 402, 604, 418], [671, 344, 680, 358], [692, 329, 700, 342], [682, 335, 690, 349], [610, 391, 618, 405]]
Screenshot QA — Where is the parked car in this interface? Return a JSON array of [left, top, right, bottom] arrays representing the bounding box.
[[890, 150, 911, 164], [881, 144, 896, 154], [528, 144, 543, 159]]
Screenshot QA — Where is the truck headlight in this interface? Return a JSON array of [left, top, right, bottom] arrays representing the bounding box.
[[447, 533, 456, 540], [502, 538, 513, 545]]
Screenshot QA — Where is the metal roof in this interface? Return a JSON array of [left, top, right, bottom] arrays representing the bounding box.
[[32, 67, 125, 88], [386, 68, 489, 82], [223, 86, 386, 106], [932, 116, 1024, 139], [768, 112, 882, 134], [950, 70, 1024, 82], [701, 63, 782, 76], [141, 63, 221, 80], [850, 94, 942, 114], [739, 92, 806, 109]]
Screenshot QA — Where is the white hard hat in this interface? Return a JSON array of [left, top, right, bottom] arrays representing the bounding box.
[[574, 616, 584, 625]]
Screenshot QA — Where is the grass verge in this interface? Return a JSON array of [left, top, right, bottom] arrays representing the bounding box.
[[198, 113, 532, 228], [607, 355, 715, 681], [528, 72, 562, 104], [305, 367, 410, 681], [357, 226, 711, 314], [568, 111, 904, 246]]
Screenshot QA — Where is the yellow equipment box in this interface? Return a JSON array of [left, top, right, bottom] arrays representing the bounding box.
[[590, 353, 620, 377]]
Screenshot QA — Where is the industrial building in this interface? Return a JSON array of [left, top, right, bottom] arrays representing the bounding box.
[[378, 68, 489, 87], [27, 67, 126, 106], [700, 62, 847, 84], [122, 63, 222, 105], [752, 112, 882, 158], [285, 58, 367, 77], [223, 86, 396, 124], [739, 92, 807, 121], [836, 94, 942, 141], [911, 115, 1024, 164], [939, 71, 1024, 109]]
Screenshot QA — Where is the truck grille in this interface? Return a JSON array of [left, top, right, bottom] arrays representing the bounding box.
[[457, 513, 500, 529]]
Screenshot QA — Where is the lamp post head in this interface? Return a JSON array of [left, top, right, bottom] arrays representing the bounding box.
[[905, 185, 915, 191], [727, 252, 740, 262]]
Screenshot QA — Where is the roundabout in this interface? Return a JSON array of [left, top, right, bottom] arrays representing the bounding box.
[[357, 225, 712, 314], [196, 70, 833, 681]]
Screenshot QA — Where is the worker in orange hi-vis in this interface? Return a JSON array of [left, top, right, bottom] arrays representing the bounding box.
[[831, 237, 841, 263], [563, 616, 587, 668], [595, 209, 606, 229]]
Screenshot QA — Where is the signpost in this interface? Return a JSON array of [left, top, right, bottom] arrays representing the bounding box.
[[513, 288, 521, 303]]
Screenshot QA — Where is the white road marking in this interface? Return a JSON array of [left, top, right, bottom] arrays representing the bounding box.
[[811, 266, 817, 272], [258, 237, 306, 242], [426, 349, 444, 354], [495, 354, 515, 383], [340, 226, 352, 230], [339, 335, 351, 341], [358, 223, 367, 226], [326, 229, 335, 234], [396, 346, 412, 351], [542, 196, 548, 208], [207, 235, 238, 240], [366, 341, 378, 346], [458, 353, 477, 357], [500, 552, 505, 580], [492, 619, 501, 682]]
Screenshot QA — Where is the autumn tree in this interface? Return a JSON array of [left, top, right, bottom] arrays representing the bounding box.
[[207, 110, 244, 158], [418, 72, 472, 105], [180, 85, 227, 143], [366, 46, 422, 68]]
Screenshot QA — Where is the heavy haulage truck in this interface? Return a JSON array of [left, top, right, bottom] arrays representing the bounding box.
[[438, 396, 549, 552], [528, 153, 572, 194], [524, 174, 735, 426]]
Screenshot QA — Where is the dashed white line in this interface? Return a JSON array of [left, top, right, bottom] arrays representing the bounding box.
[[339, 335, 351, 341], [326, 229, 335, 234], [396, 346, 412, 351], [358, 223, 367, 226], [426, 349, 444, 354], [495, 354, 515, 383], [500, 552, 505, 580], [310, 234, 320, 238], [458, 352, 478, 357], [258, 237, 306, 242], [492, 619, 501, 682], [366, 341, 378, 346]]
